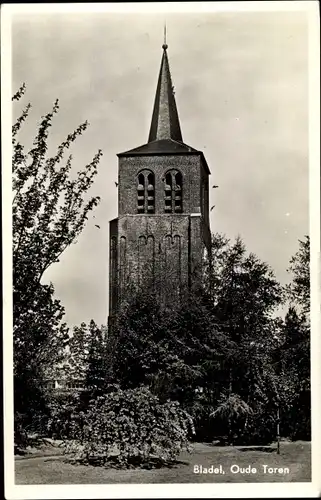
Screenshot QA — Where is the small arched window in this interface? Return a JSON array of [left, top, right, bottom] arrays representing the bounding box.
[[137, 170, 155, 214], [164, 169, 183, 213]]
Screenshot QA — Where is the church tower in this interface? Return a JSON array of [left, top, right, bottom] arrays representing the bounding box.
[[109, 37, 211, 320]]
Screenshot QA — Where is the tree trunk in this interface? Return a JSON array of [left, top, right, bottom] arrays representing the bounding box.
[[228, 368, 233, 445]]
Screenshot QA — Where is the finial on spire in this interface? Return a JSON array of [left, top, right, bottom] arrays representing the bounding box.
[[162, 23, 168, 50]]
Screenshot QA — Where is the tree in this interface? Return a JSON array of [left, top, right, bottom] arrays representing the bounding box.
[[286, 236, 310, 315], [85, 322, 107, 394], [271, 307, 310, 440], [12, 83, 102, 437], [204, 234, 284, 443], [279, 237, 311, 439], [14, 282, 69, 436], [108, 283, 229, 406], [206, 234, 283, 340], [280, 307, 310, 385], [107, 231, 292, 445], [46, 320, 107, 390], [44, 321, 108, 441], [68, 320, 107, 393], [64, 322, 92, 382]]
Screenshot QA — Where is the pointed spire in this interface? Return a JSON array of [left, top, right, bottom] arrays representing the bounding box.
[[148, 32, 183, 143]]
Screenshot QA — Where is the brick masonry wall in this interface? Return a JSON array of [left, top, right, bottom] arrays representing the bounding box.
[[109, 218, 118, 317], [109, 152, 211, 317], [118, 213, 190, 289], [118, 154, 203, 216]]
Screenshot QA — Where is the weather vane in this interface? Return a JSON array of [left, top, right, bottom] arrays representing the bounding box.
[[162, 22, 168, 50]]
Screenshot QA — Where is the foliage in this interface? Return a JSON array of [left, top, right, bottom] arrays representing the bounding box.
[[206, 233, 283, 340], [274, 307, 310, 440], [276, 236, 311, 440], [108, 286, 232, 412], [84, 321, 107, 393], [212, 393, 253, 420], [12, 83, 102, 443], [12, 81, 310, 452], [57, 320, 107, 393], [19, 287, 68, 363], [107, 234, 287, 444], [201, 234, 283, 443], [105, 233, 311, 446], [211, 393, 251, 443], [14, 412, 30, 453], [46, 391, 83, 440], [13, 84, 102, 283], [64, 386, 195, 468], [280, 307, 310, 387], [286, 236, 310, 315]]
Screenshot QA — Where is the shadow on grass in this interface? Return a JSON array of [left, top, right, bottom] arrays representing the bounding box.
[[237, 446, 276, 453], [64, 454, 190, 470], [204, 440, 276, 453], [15, 446, 28, 456]]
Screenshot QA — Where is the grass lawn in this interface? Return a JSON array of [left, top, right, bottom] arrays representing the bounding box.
[[15, 441, 311, 484]]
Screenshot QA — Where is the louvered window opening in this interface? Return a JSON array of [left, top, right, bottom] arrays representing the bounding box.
[[137, 171, 155, 214], [164, 170, 183, 213]]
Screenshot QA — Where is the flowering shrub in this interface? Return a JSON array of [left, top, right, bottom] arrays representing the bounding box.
[[65, 386, 195, 468]]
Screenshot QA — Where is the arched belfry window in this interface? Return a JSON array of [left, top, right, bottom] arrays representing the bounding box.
[[137, 170, 155, 214], [164, 169, 183, 213]]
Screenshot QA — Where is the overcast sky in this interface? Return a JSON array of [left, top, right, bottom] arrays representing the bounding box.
[[11, 5, 310, 328]]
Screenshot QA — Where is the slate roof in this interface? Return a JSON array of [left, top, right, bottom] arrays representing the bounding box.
[[148, 45, 182, 143], [117, 44, 210, 174], [118, 138, 200, 156]]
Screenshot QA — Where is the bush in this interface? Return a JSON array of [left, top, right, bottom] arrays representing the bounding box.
[[14, 409, 50, 454], [14, 412, 29, 453], [65, 386, 195, 468], [46, 391, 83, 440]]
